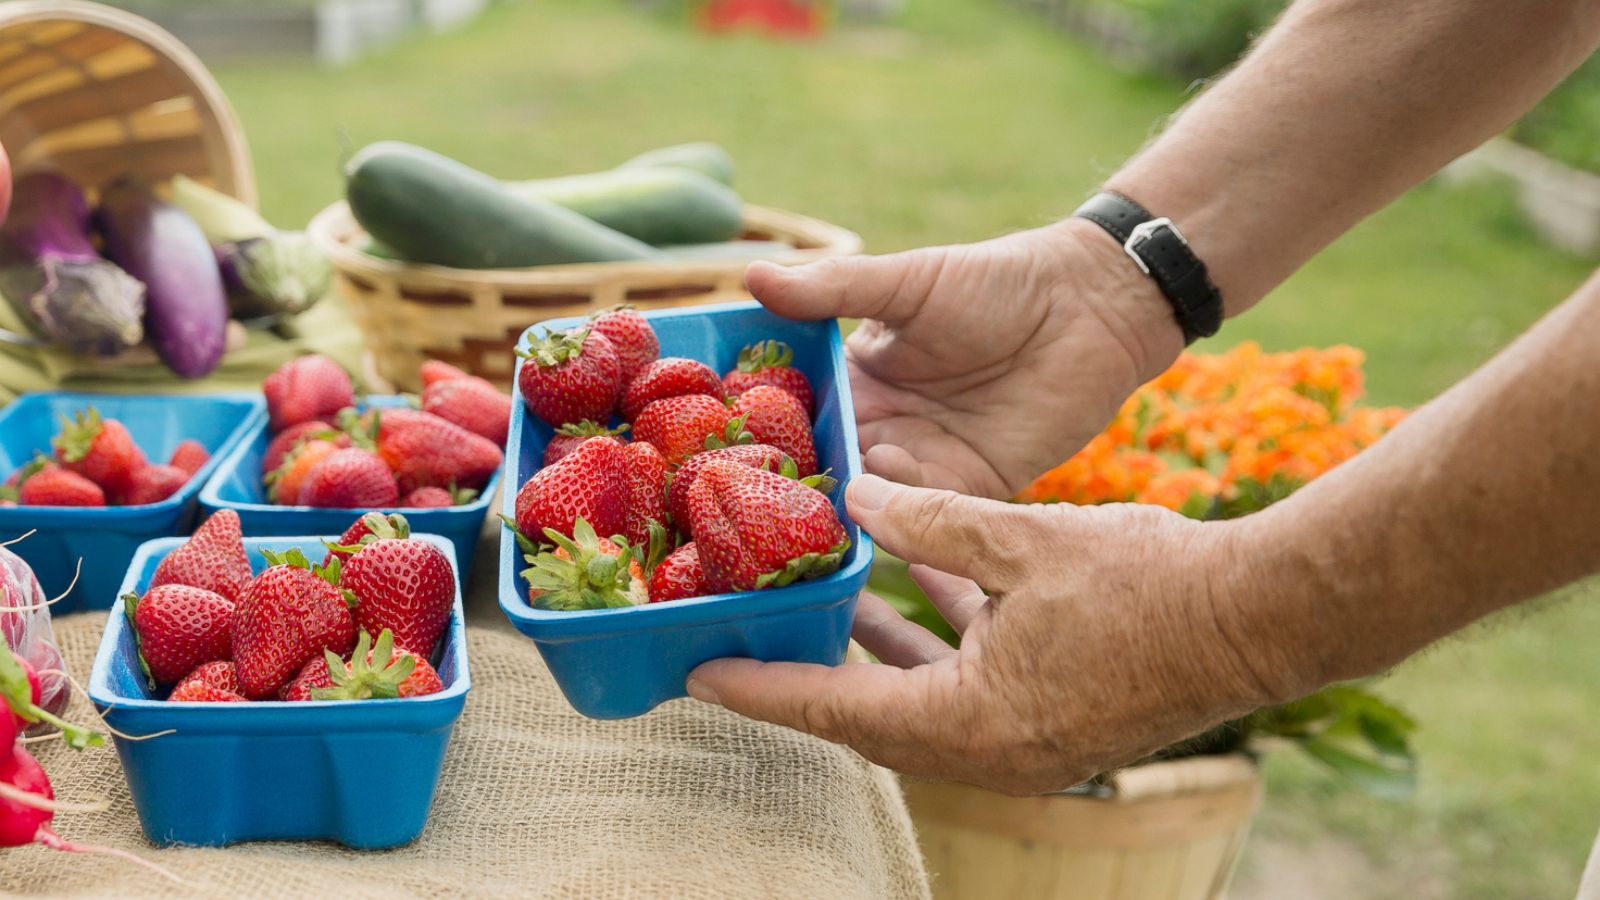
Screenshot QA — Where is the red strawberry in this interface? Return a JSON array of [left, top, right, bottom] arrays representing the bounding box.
[[174, 660, 241, 695], [420, 359, 472, 387], [516, 517, 647, 610], [723, 340, 815, 414], [19, 467, 104, 507], [422, 375, 512, 447], [280, 653, 337, 701], [322, 511, 409, 566], [298, 447, 399, 509], [543, 420, 628, 468], [168, 681, 246, 702], [52, 408, 146, 499], [512, 436, 629, 542], [0, 457, 52, 505], [368, 408, 503, 495], [121, 464, 190, 506], [650, 542, 705, 602], [339, 526, 455, 656], [124, 584, 234, 689], [266, 438, 339, 505], [622, 441, 668, 546], [516, 328, 621, 428], [301, 629, 444, 700], [150, 509, 253, 602], [686, 460, 848, 593], [731, 385, 817, 476], [401, 486, 459, 508], [633, 394, 747, 467], [263, 354, 354, 433], [167, 440, 210, 476], [231, 549, 357, 699], [588, 305, 659, 383], [620, 357, 726, 422], [667, 444, 792, 533], [260, 419, 336, 477]]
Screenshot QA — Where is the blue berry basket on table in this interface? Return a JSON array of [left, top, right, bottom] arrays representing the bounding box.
[[498, 300, 873, 719], [0, 391, 264, 611]]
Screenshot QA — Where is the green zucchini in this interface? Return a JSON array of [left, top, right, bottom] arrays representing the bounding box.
[[618, 142, 736, 186], [657, 240, 798, 262], [509, 167, 743, 246], [345, 141, 658, 269]]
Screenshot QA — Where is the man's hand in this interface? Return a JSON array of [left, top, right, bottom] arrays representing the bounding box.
[[686, 474, 1283, 795], [747, 219, 1182, 498]]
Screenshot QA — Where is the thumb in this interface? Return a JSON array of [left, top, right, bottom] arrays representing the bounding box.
[[846, 474, 1024, 585], [747, 249, 937, 323]]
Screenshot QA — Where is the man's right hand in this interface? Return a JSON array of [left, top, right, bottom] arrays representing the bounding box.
[[747, 218, 1183, 498]]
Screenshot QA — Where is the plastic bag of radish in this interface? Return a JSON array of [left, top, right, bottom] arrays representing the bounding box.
[[0, 542, 68, 721]]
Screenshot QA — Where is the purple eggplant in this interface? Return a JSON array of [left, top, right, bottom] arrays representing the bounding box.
[[0, 173, 145, 356], [97, 177, 228, 378]]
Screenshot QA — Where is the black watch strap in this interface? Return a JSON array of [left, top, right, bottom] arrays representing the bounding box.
[[1072, 191, 1223, 344]]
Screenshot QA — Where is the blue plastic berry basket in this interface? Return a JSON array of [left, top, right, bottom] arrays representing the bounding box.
[[88, 533, 470, 849], [199, 395, 500, 575], [498, 301, 873, 719], [0, 391, 265, 612]]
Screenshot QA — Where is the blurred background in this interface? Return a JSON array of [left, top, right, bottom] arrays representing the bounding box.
[[104, 0, 1600, 896]]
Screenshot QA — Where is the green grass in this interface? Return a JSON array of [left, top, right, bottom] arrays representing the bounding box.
[[210, 1, 1600, 895]]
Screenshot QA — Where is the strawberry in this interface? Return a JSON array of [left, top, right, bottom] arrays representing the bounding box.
[[279, 653, 337, 701], [168, 681, 246, 702], [422, 374, 512, 447], [52, 408, 146, 500], [231, 548, 357, 699], [120, 464, 190, 506], [650, 542, 706, 602], [322, 511, 409, 566], [263, 354, 354, 433], [298, 447, 399, 509], [124, 584, 234, 689], [19, 467, 104, 507], [260, 419, 337, 477], [304, 629, 444, 700], [266, 438, 339, 505], [167, 440, 210, 476], [401, 486, 461, 508], [516, 328, 621, 428], [667, 443, 792, 533], [622, 441, 668, 546], [516, 517, 646, 610], [685, 460, 848, 593], [723, 340, 815, 414], [420, 359, 472, 387], [338, 523, 455, 656], [512, 436, 629, 542], [366, 408, 503, 495], [173, 660, 241, 695], [633, 394, 747, 467], [620, 357, 726, 422], [731, 385, 817, 476], [543, 420, 629, 468], [587, 305, 659, 384], [0, 456, 53, 505], [151, 509, 253, 602]]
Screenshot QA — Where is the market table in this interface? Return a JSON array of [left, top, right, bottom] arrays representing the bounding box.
[[1, 512, 931, 898]]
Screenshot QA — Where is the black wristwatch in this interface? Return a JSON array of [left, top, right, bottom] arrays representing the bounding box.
[[1072, 191, 1223, 345]]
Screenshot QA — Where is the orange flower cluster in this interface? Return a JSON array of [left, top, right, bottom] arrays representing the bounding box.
[[1019, 343, 1406, 515]]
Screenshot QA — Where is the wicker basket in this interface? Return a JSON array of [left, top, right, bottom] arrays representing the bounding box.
[[308, 200, 863, 391], [902, 755, 1262, 900]]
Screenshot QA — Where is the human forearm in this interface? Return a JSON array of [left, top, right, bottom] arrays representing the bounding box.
[[1222, 272, 1600, 700], [1105, 0, 1600, 313]]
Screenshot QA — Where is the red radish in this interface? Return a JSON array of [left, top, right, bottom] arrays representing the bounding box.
[[1, 649, 102, 751]]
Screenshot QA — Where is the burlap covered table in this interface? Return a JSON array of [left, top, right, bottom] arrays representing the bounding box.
[[0, 520, 930, 898]]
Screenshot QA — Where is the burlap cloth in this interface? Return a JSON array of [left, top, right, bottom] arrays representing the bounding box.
[[0, 521, 931, 898]]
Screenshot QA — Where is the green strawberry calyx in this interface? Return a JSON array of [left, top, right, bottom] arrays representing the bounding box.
[[323, 512, 412, 557], [523, 517, 645, 611], [589, 303, 637, 318], [310, 629, 415, 701], [0, 643, 104, 750], [260, 546, 343, 589], [641, 521, 672, 580], [517, 327, 591, 369], [52, 406, 106, 463], [338, 407, 380, 451], [702, 413, 755, 452], [756, 456, 838, 494], [753, 537, 851, 590], [122, 591, 160, 692], [555, 420, 629, 440], [499, 513, 546, 557], [736, 340, 795, 374], [1, 455, 55, 500]]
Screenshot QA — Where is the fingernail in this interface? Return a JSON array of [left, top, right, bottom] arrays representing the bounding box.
[[848, 474, 893, 512], [686, 678, 721, 705]]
